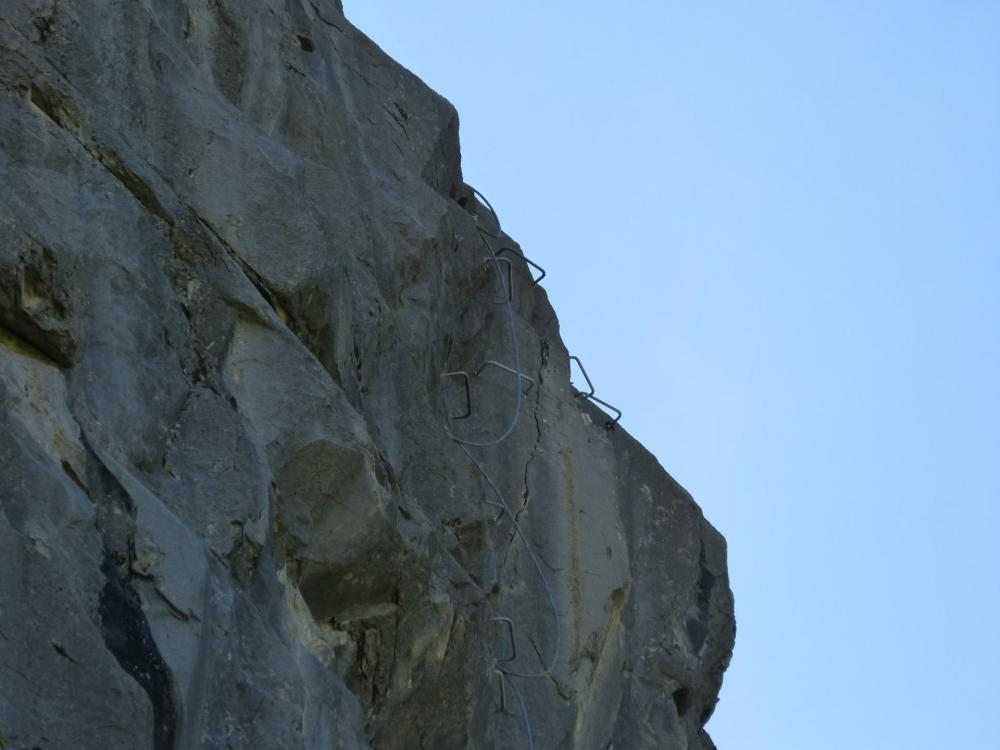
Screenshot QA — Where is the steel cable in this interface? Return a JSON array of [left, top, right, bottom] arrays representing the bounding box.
[[441, 194, 562, 747], [459, 443, 561, 678]]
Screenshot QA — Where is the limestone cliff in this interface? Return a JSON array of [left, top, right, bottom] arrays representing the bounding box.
[[0, 1, 735, 748]]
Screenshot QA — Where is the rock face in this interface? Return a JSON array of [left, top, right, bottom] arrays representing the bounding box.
[[0, 1, 735, 748]]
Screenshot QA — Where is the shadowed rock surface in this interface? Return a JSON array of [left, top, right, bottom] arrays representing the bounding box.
[[0, 1, 734, 748]]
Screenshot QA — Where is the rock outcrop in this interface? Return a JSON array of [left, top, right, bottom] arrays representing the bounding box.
[[0, 1, 735, 748]]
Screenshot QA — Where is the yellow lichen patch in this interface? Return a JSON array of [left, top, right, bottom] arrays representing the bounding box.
[[278, 564, 357, 674], [21, 278, 49, 314], [0, 332, 87, 479]]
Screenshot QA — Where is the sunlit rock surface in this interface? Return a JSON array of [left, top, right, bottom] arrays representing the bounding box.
[[0, 1, 734, 747]]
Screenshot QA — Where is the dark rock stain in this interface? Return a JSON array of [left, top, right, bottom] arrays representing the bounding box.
[[99, 552, 178, 750], [684, 541, 717, 656], [210, 0, 247, 106], [672, 686, 691, 717]]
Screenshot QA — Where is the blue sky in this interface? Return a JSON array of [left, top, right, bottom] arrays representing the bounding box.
[[347, 2, 1000, 747]]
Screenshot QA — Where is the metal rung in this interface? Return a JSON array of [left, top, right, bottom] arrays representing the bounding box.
[[568, 355, 622, 429], [493, 617, 517, 663], [476, 360, 535, 393], [569, 355, 595, 398], [440, 371, 472, 420], [485, 256, 514, 304], [497, 247, 546, 284], [584, 393, 622, 429], [441, 361, 533, 422], [494, 668, 508, 713]]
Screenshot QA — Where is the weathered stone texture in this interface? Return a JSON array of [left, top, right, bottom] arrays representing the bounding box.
[[0, 2, 734, 748]]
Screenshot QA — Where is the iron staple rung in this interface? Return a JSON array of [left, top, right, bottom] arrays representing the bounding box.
[[494, 668, 508, 713], [568, 354, 623, 428], [568, 355, 595, 398], [485, 256, 514, 304], [496, 247, 546, 284], [440, 360, 534, 422], [475, 360, 535, 393], [440, 371, 472, 420], [491, 615, 518, 714], [580, 392, 623, 428]]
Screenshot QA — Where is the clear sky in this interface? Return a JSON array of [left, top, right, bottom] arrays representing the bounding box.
[[346, 2, 1000, 747]]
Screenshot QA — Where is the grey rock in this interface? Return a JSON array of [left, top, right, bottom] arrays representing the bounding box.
[[0, 1, 734, 748]]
